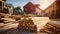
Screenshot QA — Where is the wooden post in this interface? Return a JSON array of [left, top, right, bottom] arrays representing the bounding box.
[[8, 8, 11, 16], [8, 7, 13, 16], [2, 1, 3, 12], [2, 1, 5, 13]]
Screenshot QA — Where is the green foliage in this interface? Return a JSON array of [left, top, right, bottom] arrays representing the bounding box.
[[14, 6, 22, 11], [14, 6, 24, 15], [7, 3, 24, 15]]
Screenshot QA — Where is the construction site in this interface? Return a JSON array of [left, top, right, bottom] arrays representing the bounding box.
[[0, 13, 60, 34], [0, 0, 60, 34]]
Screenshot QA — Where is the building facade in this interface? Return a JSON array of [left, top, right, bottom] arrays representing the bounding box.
[[56, 0, 60, 17], [0, 0, 13, 15], [23, 2, 42, 16], [44, 0, 60, 18], [44, 1, 56, 18], [0, 0, 6, 12]]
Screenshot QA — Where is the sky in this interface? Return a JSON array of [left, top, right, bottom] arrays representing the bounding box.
[[6, 0, 56, 10]]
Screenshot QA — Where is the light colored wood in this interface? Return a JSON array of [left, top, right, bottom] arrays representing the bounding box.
[[0, 23, 19, 31], [1, 18, 15, 21], [18, 17, 50, 32]]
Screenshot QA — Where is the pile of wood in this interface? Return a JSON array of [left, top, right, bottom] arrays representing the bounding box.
[[18, 17, 50, 32], [0, 13, 19, 30], [10, 15, 22, 21], [0, 13, 22, 24], [0, 15, 5, 23], [18, 17, 37, 31], [22, 14, 36, 17], [40, 23, 60, 34], [0, 13, 11, 18]]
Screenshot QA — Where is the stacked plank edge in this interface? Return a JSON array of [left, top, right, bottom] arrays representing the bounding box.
[[40, 23, 60, 34]]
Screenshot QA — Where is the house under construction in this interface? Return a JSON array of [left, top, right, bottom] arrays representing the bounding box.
[[0, 0, 13, 15]]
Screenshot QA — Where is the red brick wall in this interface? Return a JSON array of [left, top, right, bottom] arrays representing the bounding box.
[[23, 2, 42, 16], [24, 3, 35, 14]]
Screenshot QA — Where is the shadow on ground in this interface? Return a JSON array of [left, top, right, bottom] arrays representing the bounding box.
[[0, 28, 36, 34]]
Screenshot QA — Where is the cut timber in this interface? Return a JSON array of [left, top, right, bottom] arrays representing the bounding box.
[[22, 14, 36, 17], [1, 18, 15, 22], [49, 20, 60, 28], [18, 17, 50, 32], [0, 13, 11, 18], [0, 23, 19, 31], [10, 15, 22, 21], [40, 23, 60, 34]]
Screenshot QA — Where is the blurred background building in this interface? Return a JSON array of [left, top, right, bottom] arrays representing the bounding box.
[[0, 0, 13, 15]]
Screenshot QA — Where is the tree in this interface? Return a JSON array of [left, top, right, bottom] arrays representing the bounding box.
[[14, 6, 24, 15], [7, 3, 24, 15]]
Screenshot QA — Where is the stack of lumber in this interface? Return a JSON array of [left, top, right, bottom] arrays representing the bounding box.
[[40, 23, 60, 34], [18, 17, 50, 32], [1, 18, 16, 24], [18, 17, 37, 31], [0, 16, 5, 23], [22, 14, 36, 17], [1, 18, 15, 21], [0, 23, 19, 31], [0, 13, 11, 18], [0, 13, 22, 24], [0, 13, 19, 30], [49, 20, 60, 28], [10, 15, 22, 21]]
